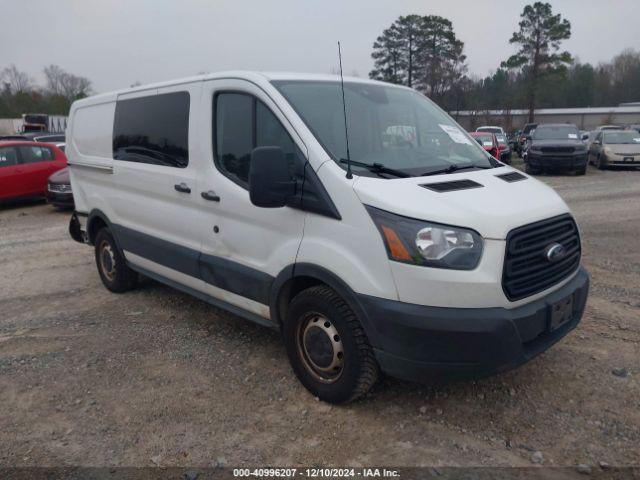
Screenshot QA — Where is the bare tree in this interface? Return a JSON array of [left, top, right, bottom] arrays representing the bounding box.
[[43, 64, 92, 99], [43, 64, 66, 96], [1, 64, 33, 93]]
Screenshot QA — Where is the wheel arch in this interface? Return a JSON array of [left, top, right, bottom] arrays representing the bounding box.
[[86, 209, 126, 258], [270, 263, 382, 349]]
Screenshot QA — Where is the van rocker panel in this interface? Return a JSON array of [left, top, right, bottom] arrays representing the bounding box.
[[112, 224, 274, 305], [360, 266, 589, 382]]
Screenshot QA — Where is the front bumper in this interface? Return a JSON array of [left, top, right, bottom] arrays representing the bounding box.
[[45, 186, 74, 207], [527, 153, 587, 171], [605, 154, 640, 167], [358, 267, 589, 382]]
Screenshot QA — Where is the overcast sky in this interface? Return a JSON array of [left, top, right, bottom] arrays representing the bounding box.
[[2, 0, 638, 93]]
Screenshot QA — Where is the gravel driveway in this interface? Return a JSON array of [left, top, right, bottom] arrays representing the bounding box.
[[1, 160, 638, 469]]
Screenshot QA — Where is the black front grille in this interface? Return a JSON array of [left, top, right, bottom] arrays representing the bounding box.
[[503, 214, 581, 301], [541, 146, 575, 153], [421, 179, 483, 192]]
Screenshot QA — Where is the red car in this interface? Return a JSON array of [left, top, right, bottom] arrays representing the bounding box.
[[0, 141, 67, 202], [469, 132, 500, 160]]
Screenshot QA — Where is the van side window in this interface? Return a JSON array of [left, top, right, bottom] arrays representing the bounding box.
[[215, 93, 299, 187], [18, 146, 54, 164], [113, 91, 190, 168]]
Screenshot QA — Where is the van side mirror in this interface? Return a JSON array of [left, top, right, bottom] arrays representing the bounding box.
[[249, 146, 296, 208]]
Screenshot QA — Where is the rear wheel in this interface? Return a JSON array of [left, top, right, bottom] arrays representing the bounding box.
[[94, 228, 138, 293], [283, 285, 379, 403]]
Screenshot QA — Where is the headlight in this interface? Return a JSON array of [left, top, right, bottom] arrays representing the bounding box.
[[574, 145, 587, 152], [366, 206, 483, 270]]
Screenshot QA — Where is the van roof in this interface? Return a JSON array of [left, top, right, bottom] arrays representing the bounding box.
[[71, 71, 407, 108]]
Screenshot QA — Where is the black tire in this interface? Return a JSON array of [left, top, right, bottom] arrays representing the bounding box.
[[525, 163, 539, 175], [94, 228, 138, 293], [283, 285, 379, 403], [576, 165, 587, 175], [596, 155, 607, 170]]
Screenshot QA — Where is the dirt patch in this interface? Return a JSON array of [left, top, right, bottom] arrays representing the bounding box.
[[0, 162, 639, 468]]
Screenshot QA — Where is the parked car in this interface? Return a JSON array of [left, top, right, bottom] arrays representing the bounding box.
[[495, 133, 512, 164], [0, 141, 67, 202], [0, 134, 29, 141], [30, 133, 65, 143], [588, 130, 640, 170], [626, 124, 640, 133], [594, 125, 624, 132], [516, 123, 538, 157], [469, 132, 500, 159], [45, 167, 74, 208], [476, 126, 506, 135], [66, 72, 589, 403], [523, 124, 588, 175], [0, 132, 65, 143]]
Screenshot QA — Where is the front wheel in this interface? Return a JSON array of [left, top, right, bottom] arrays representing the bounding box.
[[283, 285, 379, 403], [596, 155, 607, 170], [94, 228, 138, 293], [525, 163, 539, 175]]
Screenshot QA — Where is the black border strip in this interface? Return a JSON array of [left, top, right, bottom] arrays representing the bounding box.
[[113, 224, 274, 305]]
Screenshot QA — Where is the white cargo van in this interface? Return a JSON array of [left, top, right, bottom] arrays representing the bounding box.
[[67, 72, 589, 403]]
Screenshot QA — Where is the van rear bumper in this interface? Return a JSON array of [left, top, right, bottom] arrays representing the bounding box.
[[358, 267, 589, 382]]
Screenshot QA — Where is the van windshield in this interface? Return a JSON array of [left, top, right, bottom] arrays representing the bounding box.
[[603, 131, 640, 144], [533, 125, 579, 140], [272, 80, 498, 177]]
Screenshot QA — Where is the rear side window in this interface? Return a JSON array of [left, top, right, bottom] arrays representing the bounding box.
[[113, 91, 189, 168], [214, 93, 299, 187], [18, 146, 54, 164], [0, 146, 19, 167]]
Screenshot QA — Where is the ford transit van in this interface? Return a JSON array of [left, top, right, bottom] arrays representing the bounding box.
[[67, 72, 589, 403]]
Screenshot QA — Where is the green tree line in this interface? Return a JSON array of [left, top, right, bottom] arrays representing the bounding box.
[[370, 2, 640, 116], [0, 64, 91, 117]]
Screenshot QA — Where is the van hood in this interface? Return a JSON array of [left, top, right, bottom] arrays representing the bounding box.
[[353, 167, 569, 239]]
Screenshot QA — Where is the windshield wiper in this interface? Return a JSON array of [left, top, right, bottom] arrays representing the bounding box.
[[421, 164, 492, 177], [339, 159, 410, 178]]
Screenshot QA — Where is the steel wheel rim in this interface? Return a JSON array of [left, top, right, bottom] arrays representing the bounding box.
[[99, 240, 116, 281], [296, 312, 344, 384]]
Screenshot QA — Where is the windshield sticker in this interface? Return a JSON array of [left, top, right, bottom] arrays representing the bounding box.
[[568, 133, 578, 139], [482, 141, 493, 146], [439, 124, 472, 145]]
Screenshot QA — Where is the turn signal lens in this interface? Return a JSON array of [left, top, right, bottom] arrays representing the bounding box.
[[381, 225, 412, 261]]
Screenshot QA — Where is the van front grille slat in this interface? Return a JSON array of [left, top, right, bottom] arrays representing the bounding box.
[[502, 214, 581, 301]]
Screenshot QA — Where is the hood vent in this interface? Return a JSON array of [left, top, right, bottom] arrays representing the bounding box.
[[496, 171, 527, 183], [421, 179, 483, 192]]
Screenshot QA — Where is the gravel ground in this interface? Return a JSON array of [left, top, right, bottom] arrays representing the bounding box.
[[0, 159, 639, 469]]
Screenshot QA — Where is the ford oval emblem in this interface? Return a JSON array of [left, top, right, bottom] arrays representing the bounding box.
[[545, 243, 566, 263]]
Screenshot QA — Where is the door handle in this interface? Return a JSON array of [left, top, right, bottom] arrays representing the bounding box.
[[201, 190, 220, 202], [174, 183, 191, 194]]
